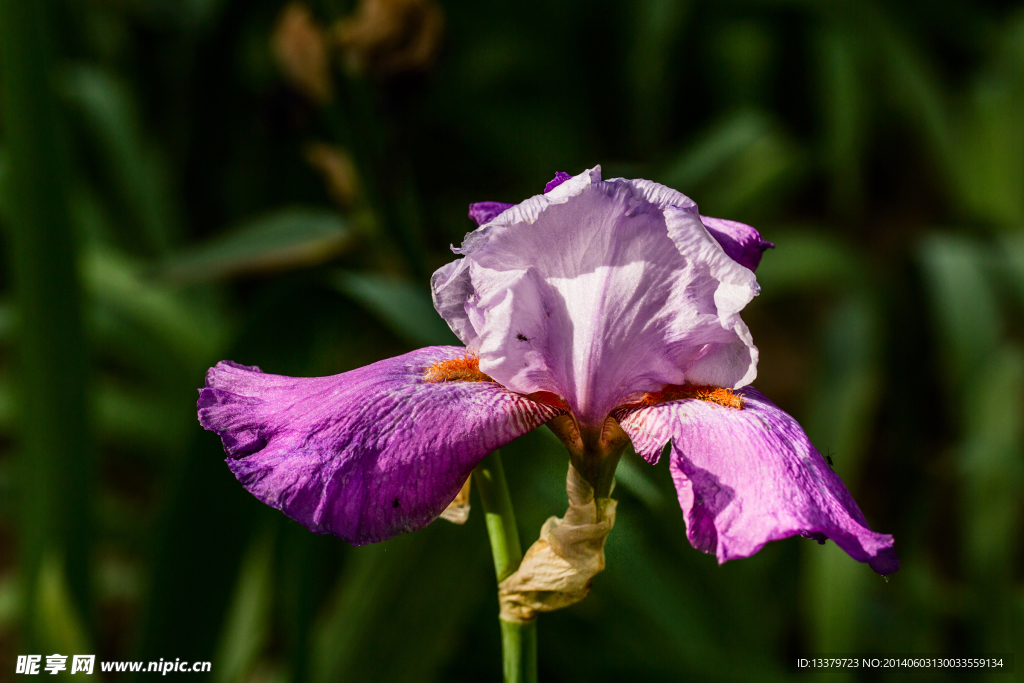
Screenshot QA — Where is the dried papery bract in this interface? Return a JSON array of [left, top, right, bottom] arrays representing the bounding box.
[[272, 2, 333, 104], [499, 464, 616, 622], [439, 476, 472, 525], [334, 0, 443, 77]]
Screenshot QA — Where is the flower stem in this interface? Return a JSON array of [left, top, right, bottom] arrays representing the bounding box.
[[473, 450, 538, 683], [499, 618, 537, 683]]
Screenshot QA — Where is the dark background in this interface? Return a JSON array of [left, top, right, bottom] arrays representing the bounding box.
[[0, 0, 1021, 680]]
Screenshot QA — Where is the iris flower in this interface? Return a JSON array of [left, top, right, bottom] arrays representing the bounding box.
[[198, 167, 898, 575]]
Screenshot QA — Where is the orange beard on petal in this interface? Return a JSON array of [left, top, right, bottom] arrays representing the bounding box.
[[423, 353, 569, 414], [631, 383, 744, 410], [424, 351, 494, 383], [424, 354, 740, 412]]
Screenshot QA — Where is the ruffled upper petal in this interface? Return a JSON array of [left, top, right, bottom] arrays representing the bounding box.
[[700, 215, 774, 272], [466, 172, 574, 227], [615, 387, 898, 574], [198, 347, 560, 544], [432, 166, 760, 430]]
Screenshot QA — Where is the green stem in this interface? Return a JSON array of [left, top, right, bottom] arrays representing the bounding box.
[[473, 450, 538, 683], [499, 618, 537, 683]]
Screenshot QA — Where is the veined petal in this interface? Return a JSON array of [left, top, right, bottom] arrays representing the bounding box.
[[432, 166, 760, 430], [198, 347, 559, 545], [615, 387, 899, 574]]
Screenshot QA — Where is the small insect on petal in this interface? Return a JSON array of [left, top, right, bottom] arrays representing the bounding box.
[[424, 351, 494, 383]]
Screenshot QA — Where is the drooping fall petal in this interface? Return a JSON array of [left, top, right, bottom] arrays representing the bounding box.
[[198, 347, 559, 544], [615, 386, 899, 575]]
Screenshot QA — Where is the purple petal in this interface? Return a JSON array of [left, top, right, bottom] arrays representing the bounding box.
[[198, 347, 560, 545], [468, 201, 515, 227], [432, 166, 760, 431], [544, 171, 572, 193], [615, 387, 898, 575], [700, 215, 774, 272]]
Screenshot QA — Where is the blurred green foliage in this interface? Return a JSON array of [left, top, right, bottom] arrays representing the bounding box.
[[0, 0, 1022, 680]]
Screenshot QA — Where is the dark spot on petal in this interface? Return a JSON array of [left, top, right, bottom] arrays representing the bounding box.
[[801, 531, 828, 545], [392, 497, 400, 508]]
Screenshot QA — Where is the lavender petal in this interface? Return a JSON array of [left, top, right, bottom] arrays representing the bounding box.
[[433, 166, 760, 429]]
